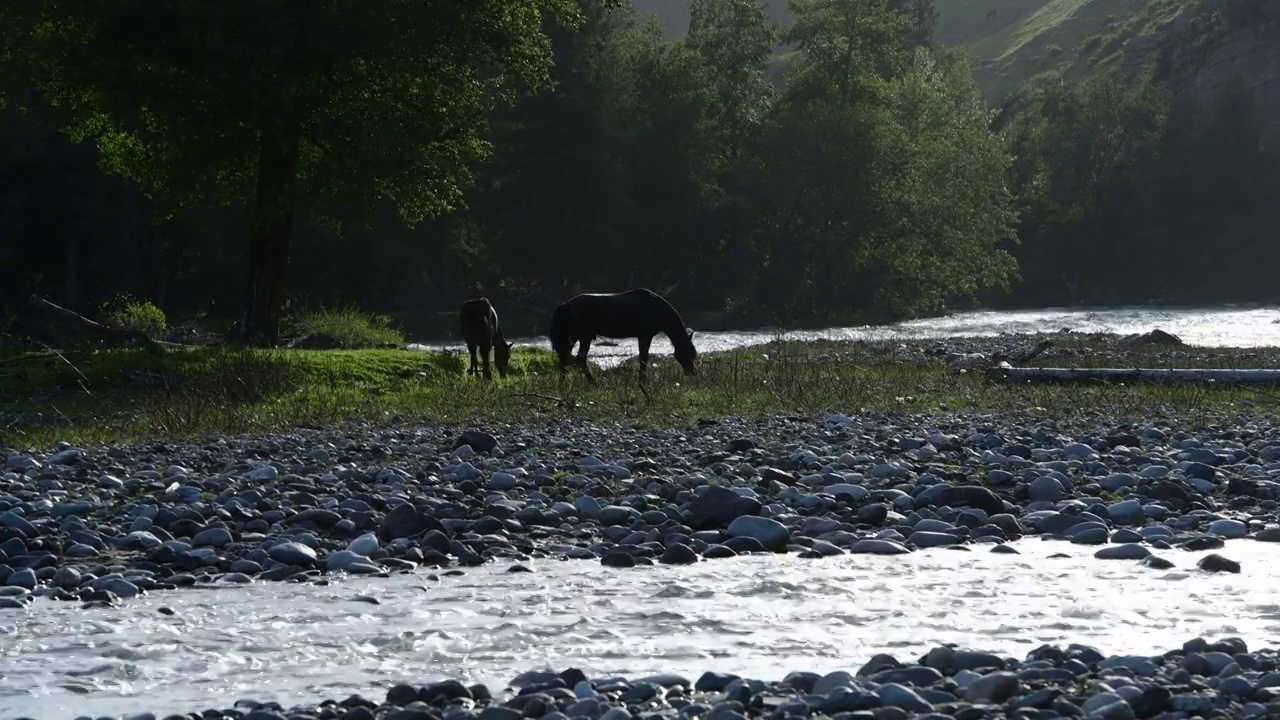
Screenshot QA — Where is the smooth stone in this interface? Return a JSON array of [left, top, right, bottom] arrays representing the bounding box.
[[966, 671, 1020, 704], [1094, 543, 1151, 560], [726, 516, 789, 552], [268, 542, 318, 567]]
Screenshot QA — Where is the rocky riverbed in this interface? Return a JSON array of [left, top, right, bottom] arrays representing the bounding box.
[[3, 412, 1279, 606], [15, 630, 1280, 720], [5, 410, 1280, 718]]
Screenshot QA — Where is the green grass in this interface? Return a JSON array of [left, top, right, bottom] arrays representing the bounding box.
[[2, 335, 1279, 448], [285, 306, 405, 348], [932, 0, 1204, 101]]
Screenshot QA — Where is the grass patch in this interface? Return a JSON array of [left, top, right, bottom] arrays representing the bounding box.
[[2, 335, 1279, 448], [285, 306, 405, 348]]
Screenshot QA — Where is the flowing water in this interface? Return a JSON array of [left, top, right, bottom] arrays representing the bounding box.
[[3, 539, 1279, 719], [408, 305, 1280, 368]]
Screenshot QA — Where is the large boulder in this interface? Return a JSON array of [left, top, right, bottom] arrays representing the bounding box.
[[378, 502, 448, 541], [683, 486, 762, 530]]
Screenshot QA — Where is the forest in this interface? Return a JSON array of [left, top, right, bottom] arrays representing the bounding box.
[[1, 0, 1277, 343]]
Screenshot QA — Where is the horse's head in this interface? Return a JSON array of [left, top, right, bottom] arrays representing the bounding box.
[[676, 327, 699, 375], [495, 340, 515, 377]]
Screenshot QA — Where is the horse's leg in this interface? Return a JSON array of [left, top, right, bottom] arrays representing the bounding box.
[[467, 342, 479, 377], [637, 334, 654, 383], [577, 337, 596, 384], [480, 339, 493, 381]]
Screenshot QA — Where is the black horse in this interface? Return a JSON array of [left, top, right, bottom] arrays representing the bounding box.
[[458, 298, 514, 380], [549, 288, 698, 383]]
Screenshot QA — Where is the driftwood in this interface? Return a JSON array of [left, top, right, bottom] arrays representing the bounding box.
[[948, 339, 1054, 374], [14, 295, 171, 353], [986, 365, 1280, 385]]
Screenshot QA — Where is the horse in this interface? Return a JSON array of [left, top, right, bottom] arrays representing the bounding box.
[[548, 288, 698, 383], [458, 297, 514, 380]]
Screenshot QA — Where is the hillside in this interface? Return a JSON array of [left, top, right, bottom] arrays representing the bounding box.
[[632, 0, 1280, 117]]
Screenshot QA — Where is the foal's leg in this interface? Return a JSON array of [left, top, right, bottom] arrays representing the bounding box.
[[577, 337, 596, 384], [480, 339, 493, 381], [637, 334, 654, 382]]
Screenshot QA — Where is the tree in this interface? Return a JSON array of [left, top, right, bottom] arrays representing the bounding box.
[[685, 0, 776, 307], [889, 0, 937, 50], [0, 0, 580, 344], [872, 49, 1018, 315]]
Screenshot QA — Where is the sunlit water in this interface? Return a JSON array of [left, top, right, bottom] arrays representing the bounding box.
[[409, 306, 1280, 368], [4, 539, 1279, 719]]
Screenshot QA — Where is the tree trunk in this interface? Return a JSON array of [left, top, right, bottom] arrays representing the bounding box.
[[240, 121, 301, 346]]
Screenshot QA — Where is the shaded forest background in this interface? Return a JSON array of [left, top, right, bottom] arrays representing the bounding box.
[[2, 0, 1278, 341]]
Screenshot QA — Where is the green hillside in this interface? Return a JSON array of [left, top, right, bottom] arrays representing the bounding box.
[[935, 0, 1204, 100], [633, 0, 1207, 101]]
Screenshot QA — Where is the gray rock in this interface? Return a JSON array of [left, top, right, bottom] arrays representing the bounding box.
[[1028, 476, 1065, 502], [686, 486, 762, 530], [1198, 553, 1241, 573], [906, 531, 962, 548], [1106, 499, 1146, 525], [268, 541, 318, 567], [966, 671, 1020, 703], [192, 527, 233, 548], [1208, 519, 1248, 538], [347, 532, 380, 556], [379, 503, 447, 541], [726, 516, 789, 552], [6, 568, 36, 589], [455, 430, 499, 454], [1094, 543, 1151, 560], [850, 539, 911, 554], [813, 670, 855, 696], [327, 550, 376, 572], [597, 505, 641, 526], [876, 683, 932, 713], [0, 511, 37, 535], [935, 485, 1005, 515]]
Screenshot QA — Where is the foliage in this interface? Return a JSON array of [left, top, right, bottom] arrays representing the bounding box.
[[98, 293, 168, 339], [285, 306, 406, 348], [0, 0, 1276, 337], [1004, 69, 1280, 306], [0, 0, 583, 343]]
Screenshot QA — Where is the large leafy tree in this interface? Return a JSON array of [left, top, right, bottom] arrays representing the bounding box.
[[0, 0, 579, 344]]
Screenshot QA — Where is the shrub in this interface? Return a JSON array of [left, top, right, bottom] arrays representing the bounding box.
[[286, 306, 405, 348], [99, 293, 168, 339]]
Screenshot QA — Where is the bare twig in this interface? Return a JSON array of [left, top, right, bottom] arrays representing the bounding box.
[[37, 341, 93, 395], [1013, 339, 1054, 366]]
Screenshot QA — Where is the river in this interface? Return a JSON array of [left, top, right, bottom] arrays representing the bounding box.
[[3, 540, 1277, 719], [408, 305, 1280, 367]]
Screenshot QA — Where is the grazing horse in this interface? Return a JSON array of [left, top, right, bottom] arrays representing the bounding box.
[[549, 288, 698, 383], [458, 298, 514, 380]]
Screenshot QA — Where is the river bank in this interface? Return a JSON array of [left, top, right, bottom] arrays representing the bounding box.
[[6, 329, 1280, 448]]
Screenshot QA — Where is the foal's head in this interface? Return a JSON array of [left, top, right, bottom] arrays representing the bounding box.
[[494, 340, 515, 377], [675, 327, 699, 375]]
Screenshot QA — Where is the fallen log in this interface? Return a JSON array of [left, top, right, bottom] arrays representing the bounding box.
[[986, 365, 1280, 385], [13, 295, 172, 354]]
